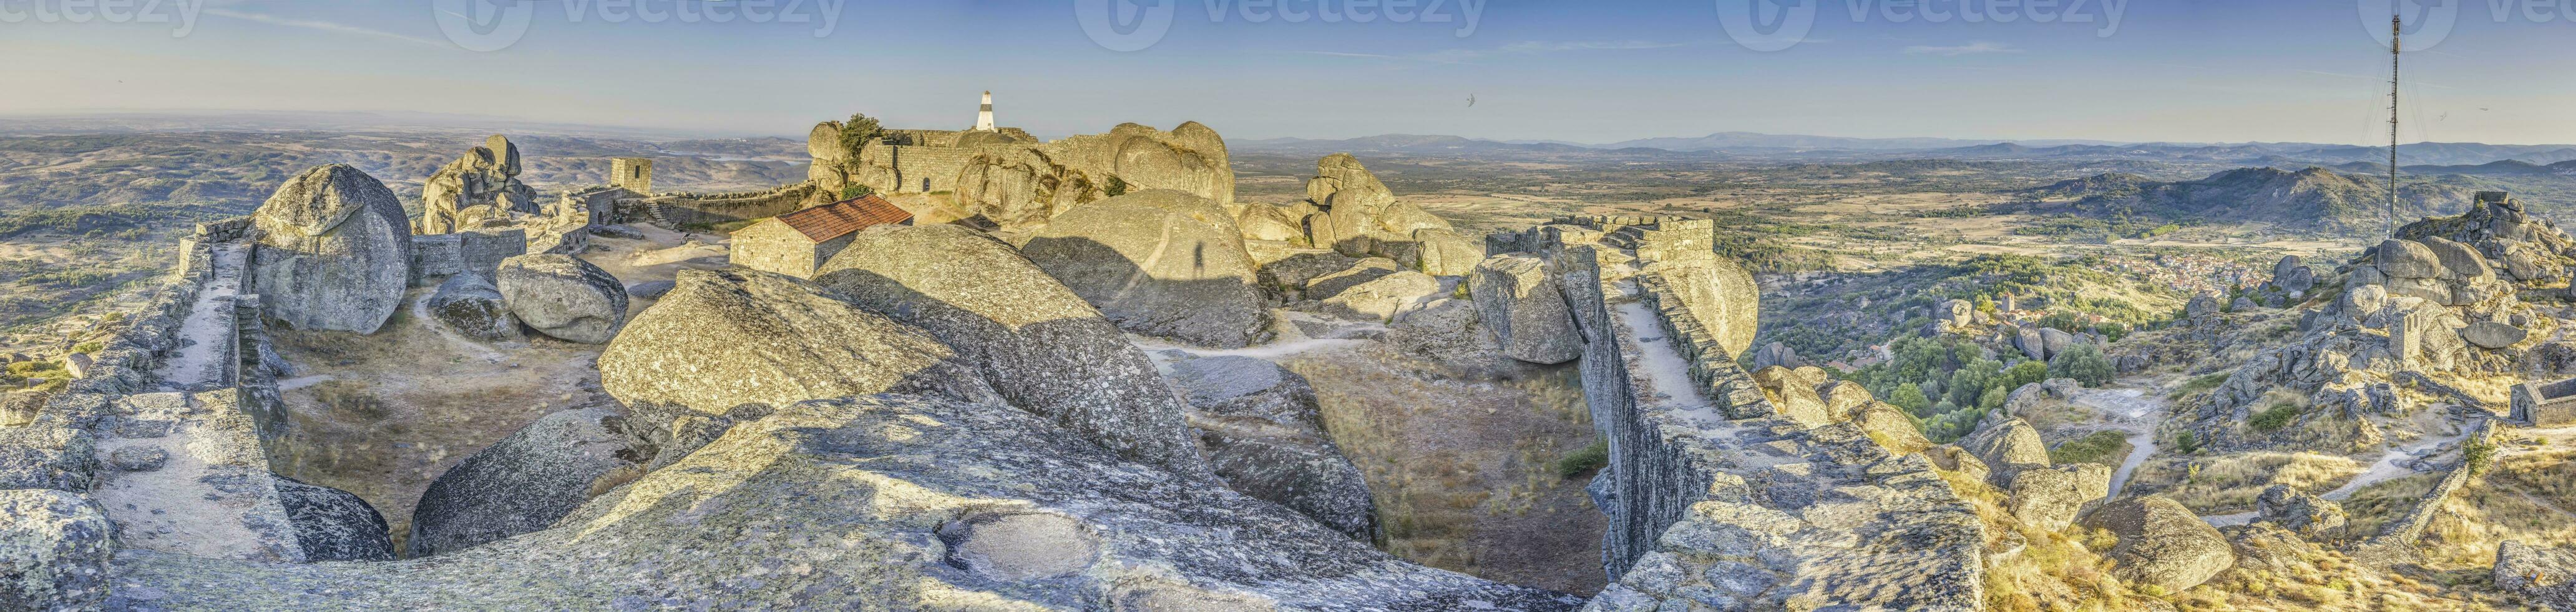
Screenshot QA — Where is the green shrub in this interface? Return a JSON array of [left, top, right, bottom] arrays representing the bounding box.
[[6, 361, 56, 376], [1105, 176, 1130, 197], [2249, 403, 2300, 432], [2175, 373, 2230, 396], [2464, 436, 2497, 475], [71, 342, 102, 355], [839, 184, 874, 200], [2047, 343, 2115, 387], [1554, 439, 1609, 479], [2175, 430, 2200, 454], [2050, 430, 2129, 465]]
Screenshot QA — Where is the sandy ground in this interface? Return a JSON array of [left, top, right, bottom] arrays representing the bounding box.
[[266, 225, 716, 555]]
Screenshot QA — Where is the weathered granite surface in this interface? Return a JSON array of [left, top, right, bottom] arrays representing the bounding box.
[[1020, 190, 1269, 348], [814, 223, 1209, 478], [494, 254, 628, 344], [248, 165, 413, 333], [106, 395, 1583, 611], [1164, 354, 1377, 541], [0, 489, 114, 610], [596, 269, 1003, 465], [408, 407, 643, 557]]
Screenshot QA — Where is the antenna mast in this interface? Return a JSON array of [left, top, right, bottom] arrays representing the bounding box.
[[2388, 14, 2401, 238]]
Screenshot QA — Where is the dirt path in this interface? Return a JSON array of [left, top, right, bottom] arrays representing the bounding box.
[[155, 244, 246, 390], [2320, 426, 2474, 501], [2067, 385, 2161, 499]]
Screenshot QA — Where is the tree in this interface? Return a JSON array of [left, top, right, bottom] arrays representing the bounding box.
[[836, 112, 884, 167], [2047, 342, 2115, 387], [1889, 383, 1930, 415]]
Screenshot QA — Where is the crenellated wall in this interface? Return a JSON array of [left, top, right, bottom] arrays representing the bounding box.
[[619, 182, 823, 229]]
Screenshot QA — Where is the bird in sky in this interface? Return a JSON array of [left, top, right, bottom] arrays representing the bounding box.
[[1467, 94, 1476, 107]]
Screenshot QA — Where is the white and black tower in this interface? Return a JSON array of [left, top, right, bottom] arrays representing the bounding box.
[[975, 91, 996, 132]]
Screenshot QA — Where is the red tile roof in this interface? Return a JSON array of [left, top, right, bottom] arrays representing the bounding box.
[[774, 194, 911, 242]]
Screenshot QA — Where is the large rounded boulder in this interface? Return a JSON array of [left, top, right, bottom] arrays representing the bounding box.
[[2080, 495, 2234, 592], [596, 269, 1002, 461], [424, 273, 519, 342], [1469, 254, 1582, 364], [409, 407, 644, 557], [814, 224, 1208, 477], [274, 476, 395, 561], [248, 164, 414, 333], [496, 254, 628, 344], [1018, 190, 1268, 348]]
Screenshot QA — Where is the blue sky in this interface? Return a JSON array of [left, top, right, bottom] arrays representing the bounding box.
[[2, 0, 2570, 145]]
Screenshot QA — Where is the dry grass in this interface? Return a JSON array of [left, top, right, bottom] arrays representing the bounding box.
[[1938, 468, 2145, 612], [1286, 345, 1604, 595], [2124, 452, 2364, 515]]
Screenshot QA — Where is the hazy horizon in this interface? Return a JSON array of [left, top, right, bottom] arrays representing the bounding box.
[[5, 1, 2573, 146]]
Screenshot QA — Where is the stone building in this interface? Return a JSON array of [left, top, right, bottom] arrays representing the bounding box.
[[2513, 377, 2576, 427], [729, 194, 913, 279], [610, 157, 653, 195]]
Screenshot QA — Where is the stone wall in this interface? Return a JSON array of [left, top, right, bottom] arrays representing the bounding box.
[[2362, 419, 2496, 551], [872, 146, 980, 194], [407, 229, 527, 287], [1523, 227, 1984, 610], [728, 220, 851, 279], [620, 182, 822, 229]]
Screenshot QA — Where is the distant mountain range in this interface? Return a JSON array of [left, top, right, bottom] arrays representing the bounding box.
[[2027, 166, 2479, 234], [1232, 132, 2576, 167]]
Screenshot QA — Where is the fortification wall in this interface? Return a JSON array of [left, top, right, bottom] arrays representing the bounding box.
[[407, 229, 527, 287], [877, 146, 980, 194], [2364, 419, 2497, 550], [622, 182, 821, 228], [1532, 229, 1983, 610]]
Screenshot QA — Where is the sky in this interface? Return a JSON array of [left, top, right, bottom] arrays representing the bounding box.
[[1, 0, 2571, 145]]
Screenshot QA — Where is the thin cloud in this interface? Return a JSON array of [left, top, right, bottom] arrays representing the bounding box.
[[1294, 51, 1398, 59], [1304, 40, 1691, 65], [1901, 41, 2019, 56], [206, 8, 448, 47]]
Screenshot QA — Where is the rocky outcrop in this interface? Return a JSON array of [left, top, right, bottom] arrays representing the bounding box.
[[2003, 463, 2110, 531], [2460, 320, 2528, 349], [105, 395, 1581, 610], [495, 254, 628, 344], [1650, 259, 1760, 359], [1748, 365, 1832, 428], [1471, 255, 1583, 364], [1235, 203, 1307, 243], [273, 476, 394, 562], [248, 164, 413, 333], [596, 269, 1004, 464], [424, 274, 519, 342], [1019, 190, 1268, 348], [1313, 269, 1438, 321], [1957, 417, 2050, 486], [0, 489, 113, 610], [408, 407, 644, 558], [946, 122, 1234, 229], [419, 135, 542, 235], [2495, 540, 2576, 610], [2079, 495, 2233, 591], [1163, 355, 1375, 541], [813, 223, 1209, 477], [2252, 483, 2348, 541]]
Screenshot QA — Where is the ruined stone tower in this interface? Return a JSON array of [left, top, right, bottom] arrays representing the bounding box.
[[611, 157, 653, 195], [975, 91, 995, 132]]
